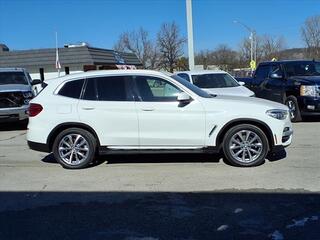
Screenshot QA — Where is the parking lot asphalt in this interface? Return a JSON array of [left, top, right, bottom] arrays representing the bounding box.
[[0, 121, 320, 239]]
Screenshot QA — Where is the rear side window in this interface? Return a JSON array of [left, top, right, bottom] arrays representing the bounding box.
[[58, 79, 84, 99], [86, 76, 132, 101]]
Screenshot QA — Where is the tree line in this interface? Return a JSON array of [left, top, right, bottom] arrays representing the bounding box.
[[114, 15, 320, 72]]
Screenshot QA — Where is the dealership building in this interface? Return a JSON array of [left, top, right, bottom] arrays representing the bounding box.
[[0, 43, 142, 80]]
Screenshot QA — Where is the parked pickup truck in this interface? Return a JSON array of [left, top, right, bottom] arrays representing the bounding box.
[[237, 60, 320, 122]]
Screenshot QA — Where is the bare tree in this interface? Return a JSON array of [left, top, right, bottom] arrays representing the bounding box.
[[238, 34, 285, 67], [114, 27, 159, 69], [157, 22, 186, 72], [211, 44, 239, 71], [301, 15, 320, 58], [260, 34, 286, 60]]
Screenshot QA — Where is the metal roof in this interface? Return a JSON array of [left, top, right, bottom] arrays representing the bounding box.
[[0, 46, 142, 68]]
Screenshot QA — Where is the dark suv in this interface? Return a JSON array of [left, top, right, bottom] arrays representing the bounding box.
[[0, 68, 35, 123], [237, 60, 320, 122]]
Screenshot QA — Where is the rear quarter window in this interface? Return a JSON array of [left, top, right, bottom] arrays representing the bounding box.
[[58, 79, 85, 99]]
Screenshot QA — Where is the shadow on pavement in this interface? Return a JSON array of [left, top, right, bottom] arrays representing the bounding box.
[[41, 150, 287, 167], [0, 191, 319, 240], [0, 121, 28, 132]]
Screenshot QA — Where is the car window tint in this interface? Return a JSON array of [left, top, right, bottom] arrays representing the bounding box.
[[255, 65, 271, 79], [177, 73, 190, 82], [58, 79, 84, 99], [83, 78, 97, 100], [96, 76, 131, 101], [134, 76, 181, 102]]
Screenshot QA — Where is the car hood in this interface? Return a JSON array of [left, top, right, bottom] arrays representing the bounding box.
[[290, 76, 320, 85], [203, 86, 254, 97], [0, 84, 31, 93], [201, 95, 288, 113]]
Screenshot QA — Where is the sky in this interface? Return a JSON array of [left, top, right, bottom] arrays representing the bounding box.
[[0, 0, 319, 53]]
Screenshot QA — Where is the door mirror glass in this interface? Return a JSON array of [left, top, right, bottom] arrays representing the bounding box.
[[270, 73, 283, 79], [177, 92, 191, 102]]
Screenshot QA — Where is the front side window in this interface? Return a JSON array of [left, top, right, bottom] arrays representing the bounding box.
[[134, 76, 182, 102], [191, 73, 239, 88], [0, 72, 28, 85], [255, 65, 271, 79], [58, 79, 84, 99]]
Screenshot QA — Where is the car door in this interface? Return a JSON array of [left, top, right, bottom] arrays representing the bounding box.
[[133, 75, 206, 148], [253, 64, 271, 98], [262, 64, 286, 103], [78, 75, 139, 147]]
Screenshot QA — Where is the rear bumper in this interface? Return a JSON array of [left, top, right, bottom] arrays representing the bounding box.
[[0, 105, 29, 122], [27, 141, 50, 153]]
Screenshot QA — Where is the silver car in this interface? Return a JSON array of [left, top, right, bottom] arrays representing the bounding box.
[[0, 68, 37, 123]]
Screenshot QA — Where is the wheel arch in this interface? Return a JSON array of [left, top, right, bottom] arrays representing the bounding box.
[[47, 122, 100, 151], [216, 118, 274, 150]]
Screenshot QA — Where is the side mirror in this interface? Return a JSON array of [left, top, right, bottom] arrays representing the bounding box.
[[31, 79, 42, 85], [270, 73, 283, 79], [177, 92, 191, 102], [238, 81, 245, 86]]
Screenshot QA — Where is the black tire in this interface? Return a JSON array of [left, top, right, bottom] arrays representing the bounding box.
[[53, 128, 97, 169], [222, 124, 269, 167], [285, 95, 302, 122]]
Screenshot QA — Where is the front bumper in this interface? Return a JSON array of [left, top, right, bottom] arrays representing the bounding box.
[[0, 105, 29, 122], [298, 96, 320, 116]]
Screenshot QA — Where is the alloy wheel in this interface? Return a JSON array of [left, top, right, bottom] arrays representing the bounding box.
[[229, 130, 263, 163], [58, 134, 90, 165]]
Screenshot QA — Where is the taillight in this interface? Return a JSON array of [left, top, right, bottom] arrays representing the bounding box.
[[28, 103, 43, 117]]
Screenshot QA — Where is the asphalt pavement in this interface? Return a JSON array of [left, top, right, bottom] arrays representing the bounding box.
[[0, 120, 319, 239]]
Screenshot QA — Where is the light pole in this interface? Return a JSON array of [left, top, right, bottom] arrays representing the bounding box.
[[233, 20, 256, 70], [186, 0, 195, 70]]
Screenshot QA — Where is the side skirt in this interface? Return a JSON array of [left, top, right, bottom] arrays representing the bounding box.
[[98, 147, 219, 155]]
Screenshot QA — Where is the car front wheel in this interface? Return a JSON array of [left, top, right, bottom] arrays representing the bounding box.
[[223, 124, 269, 167], [53, 128, 97, 169]]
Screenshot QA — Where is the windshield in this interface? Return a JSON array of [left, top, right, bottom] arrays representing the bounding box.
[[191, 73, 240, 88], [284, 62, 320, 77], [170, 75, 213, 98], [0, 72, 28, 85]]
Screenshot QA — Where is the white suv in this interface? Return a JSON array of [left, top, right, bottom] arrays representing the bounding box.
[[27, 70, 293, 169]]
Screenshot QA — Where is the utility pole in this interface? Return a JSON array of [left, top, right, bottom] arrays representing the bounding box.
[[233, 20, 256, 71], [186, 0, 195, 70]]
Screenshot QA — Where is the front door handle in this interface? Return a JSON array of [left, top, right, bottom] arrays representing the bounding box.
[[82, 107, 95, 110]]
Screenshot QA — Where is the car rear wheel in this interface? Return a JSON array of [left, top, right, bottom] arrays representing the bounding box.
[[53, 128, 97, 169], [285, 95, 301, 122], [223, 124, 269, 167]]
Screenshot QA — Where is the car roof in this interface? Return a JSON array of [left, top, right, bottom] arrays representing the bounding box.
[[260, 60, 320, 65], [0, 68, 27, 72], [174, 70, 227, 75], [45, 69, 170, 84]]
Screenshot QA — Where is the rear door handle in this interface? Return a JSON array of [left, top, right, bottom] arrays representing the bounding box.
[[142, 108, 154, 111], [82, 107, 95, 110]]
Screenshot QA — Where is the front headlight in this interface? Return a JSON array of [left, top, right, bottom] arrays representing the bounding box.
[[266, 109, 288, 120], [300, 85, 317, 97]]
